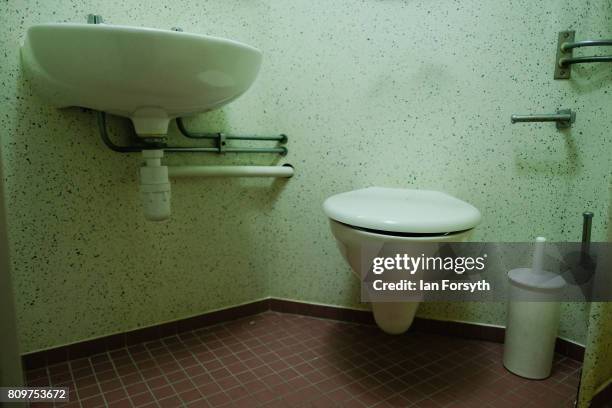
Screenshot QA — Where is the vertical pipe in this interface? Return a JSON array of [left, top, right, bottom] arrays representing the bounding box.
[[582, 212, 593, 244], [580, 211, 594, 269]]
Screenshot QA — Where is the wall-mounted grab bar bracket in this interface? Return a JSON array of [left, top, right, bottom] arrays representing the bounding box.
[[510, 109, 575, 129], [86, 14, 104, 24], [554, 30, 612, 79], [217, 132, 227, 153], [554, 31, 575, 79]]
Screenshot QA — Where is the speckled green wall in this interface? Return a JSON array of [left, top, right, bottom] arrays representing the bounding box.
[[1, 1, 610, 354], [1, 0, 277, 353], [578, 198, 612, 408], [262, 0, 611, 346]]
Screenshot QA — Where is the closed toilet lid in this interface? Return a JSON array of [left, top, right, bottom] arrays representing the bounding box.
[[323, 187, 481, 234]]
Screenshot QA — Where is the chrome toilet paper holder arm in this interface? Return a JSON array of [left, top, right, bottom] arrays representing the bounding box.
[[510, 109, 576, 129]]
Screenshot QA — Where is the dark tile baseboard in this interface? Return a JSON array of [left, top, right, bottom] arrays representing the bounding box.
[[22, 298, 585, 369], [416, 317, 585, 361], [270, 299, 585, 362], [268, 298, 374, 325], [22, 299, 269, 369]]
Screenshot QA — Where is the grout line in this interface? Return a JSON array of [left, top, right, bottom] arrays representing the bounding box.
[[109, 348, 142, 408], [163, 334, 210, 403], [127, 343, 173, 407], [66, 358, 82, 408], [91, 352, 112, 407], [189, 318, 276, 403]]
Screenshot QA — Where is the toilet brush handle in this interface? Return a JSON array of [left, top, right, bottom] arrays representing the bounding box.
[[581, 212, 593, 244], [580, 212, 593, 266], [531, 237, 546, 274]]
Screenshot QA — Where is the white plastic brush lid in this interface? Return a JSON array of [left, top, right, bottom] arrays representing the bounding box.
[[508, 268, 566, 291], [323, 187, 481, 234]]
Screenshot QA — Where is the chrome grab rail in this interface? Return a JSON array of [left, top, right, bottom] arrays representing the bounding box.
[[510, 109, 575, 129], [555, 31, 612, 79], [561, 39, 612, 52], [559, 55, 612, 67]]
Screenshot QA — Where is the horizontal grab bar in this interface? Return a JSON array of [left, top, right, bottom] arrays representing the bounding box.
[[554, 31, 612, 79], [168, 165, 294, 178], [510, 113, 572, 123], [561, 39, 612, 52], [559, 55, 612, 67], [510, 109, 575, 129]]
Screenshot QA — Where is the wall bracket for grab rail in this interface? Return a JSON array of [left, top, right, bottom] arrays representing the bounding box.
[[510, 109, 576, 129], [554, 31, 612, 79]]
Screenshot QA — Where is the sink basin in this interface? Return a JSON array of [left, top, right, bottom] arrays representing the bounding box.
[[21, 23, 262, 136]]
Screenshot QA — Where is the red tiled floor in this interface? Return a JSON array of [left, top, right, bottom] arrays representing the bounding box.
[[27, 312, 581, 407]]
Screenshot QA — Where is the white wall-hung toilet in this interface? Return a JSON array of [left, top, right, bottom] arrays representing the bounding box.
[[323, 187, 482, 334]]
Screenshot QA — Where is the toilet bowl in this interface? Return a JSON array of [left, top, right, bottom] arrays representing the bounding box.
[[323, 187, 481, 334]]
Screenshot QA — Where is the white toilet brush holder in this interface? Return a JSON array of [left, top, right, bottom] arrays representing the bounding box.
[[503, 237, 566, 379]]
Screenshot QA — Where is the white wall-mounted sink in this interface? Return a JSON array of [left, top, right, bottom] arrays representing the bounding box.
[[21, 23, 262, 136]]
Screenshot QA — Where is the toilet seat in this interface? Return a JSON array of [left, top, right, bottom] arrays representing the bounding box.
[[323, 187, 481, 235]]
